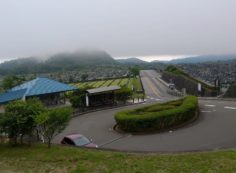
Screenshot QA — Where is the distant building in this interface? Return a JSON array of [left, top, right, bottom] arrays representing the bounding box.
[[0, 77, 77, 105]]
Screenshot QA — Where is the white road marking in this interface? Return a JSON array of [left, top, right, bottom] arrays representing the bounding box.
[[201, 110, 212, 113], [224, 107, 236, 110], [142, 103, 147, 105], [99, 135, 132, 147], [150, 97, 154, 100], [155, 98, 161, 101], [205, 104, 216, 107]]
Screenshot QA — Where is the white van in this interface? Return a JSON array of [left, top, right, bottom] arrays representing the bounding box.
[[168, 83, 175, 90]]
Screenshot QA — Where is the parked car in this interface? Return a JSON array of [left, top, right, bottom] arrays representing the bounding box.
[[61, 134, 98, 148], [168, 83, 175, 90]]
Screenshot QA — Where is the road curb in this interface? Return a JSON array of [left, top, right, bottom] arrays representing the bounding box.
[[198, 97, 236, 101], [71, 101, 146, 118], [113, 110, 199, 136]]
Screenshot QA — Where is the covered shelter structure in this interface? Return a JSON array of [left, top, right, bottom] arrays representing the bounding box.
[[85, 86, 120, 107], [0, 77, 77, 106]]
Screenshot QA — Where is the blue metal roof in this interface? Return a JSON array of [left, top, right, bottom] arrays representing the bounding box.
[[0, 89, 26, 104], [0, 77, 77, 104]]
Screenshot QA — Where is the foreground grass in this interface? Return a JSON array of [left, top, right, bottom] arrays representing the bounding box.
[[1, 144, 236, 173]]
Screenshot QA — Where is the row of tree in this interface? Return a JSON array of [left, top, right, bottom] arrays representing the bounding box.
[[0, 99, 72, 148]]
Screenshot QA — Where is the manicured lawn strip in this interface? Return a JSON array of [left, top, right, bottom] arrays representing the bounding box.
[[97, 80, 107, 87], [1, 144, 236, 173], [133, 77, 143, 91], [93, 81, 105, 88], [127, 78, 134, 90], [88, 81, 98, 87], [80, 82, 89, 88], [110, 79, 121, 86], [115, 96, 198, 132], [107, 79, 115, 86], [119, 78, 129, 87], [73, 78, 138, 89], [101, 80, 113, 87]]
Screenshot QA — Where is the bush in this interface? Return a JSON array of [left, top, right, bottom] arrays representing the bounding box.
[[115, 96, 198, 132], [35, 107, 72, 148], [69, 94, 86, 108], [114, 87, 132, 103]]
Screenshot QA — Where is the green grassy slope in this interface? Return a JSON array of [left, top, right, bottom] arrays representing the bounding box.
[[1, 144, 236, 173], [165, 65, 218, 91]]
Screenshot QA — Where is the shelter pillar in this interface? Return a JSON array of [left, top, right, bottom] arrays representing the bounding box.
[[86, 93, 89, 107]]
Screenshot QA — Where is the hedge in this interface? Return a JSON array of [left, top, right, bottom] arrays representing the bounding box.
[[115, 96, 198, 132]]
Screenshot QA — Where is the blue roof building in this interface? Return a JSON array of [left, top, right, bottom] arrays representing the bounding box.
[[0, 77, 77, 105]]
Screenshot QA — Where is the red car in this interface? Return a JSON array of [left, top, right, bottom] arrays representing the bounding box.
[[61, 134, 98, 148]]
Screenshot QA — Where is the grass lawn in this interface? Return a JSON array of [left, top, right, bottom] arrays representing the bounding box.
[[1, 144, 236, 173], [119, 78, 129, 86], [73, 77, 144, 99], [74, 78, 142, 92]]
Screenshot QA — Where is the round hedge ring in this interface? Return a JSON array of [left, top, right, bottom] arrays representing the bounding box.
[[115, 96, 198, 133]]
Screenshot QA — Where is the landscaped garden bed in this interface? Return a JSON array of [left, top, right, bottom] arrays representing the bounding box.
[[115, 96, 198, 132]]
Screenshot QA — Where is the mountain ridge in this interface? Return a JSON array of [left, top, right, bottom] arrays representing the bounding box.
[[0, 50, 117, 75]]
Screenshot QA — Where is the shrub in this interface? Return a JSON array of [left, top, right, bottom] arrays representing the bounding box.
[[115, 96, 198, 132], [69, 94, 86, 108], [0, 99, 45, 145], [35, 107, 73, 148], [115, 87, 132, 103]]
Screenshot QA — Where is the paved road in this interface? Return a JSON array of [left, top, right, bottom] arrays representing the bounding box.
[[54, 70, 236, 152], [140, 70, 176, 102]]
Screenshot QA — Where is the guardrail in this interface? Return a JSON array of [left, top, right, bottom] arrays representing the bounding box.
[[167, 89, 185, 97], [155, 76, 185, 97]]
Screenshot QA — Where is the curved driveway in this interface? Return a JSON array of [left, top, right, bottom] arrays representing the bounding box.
[[54, 70, 236, 152]]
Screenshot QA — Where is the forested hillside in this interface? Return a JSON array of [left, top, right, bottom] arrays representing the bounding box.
[[0, 50, 117, 75]]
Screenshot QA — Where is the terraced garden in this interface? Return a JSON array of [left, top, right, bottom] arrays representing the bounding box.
[[73, 77, 144, 99], [74, 77, 143, 93]]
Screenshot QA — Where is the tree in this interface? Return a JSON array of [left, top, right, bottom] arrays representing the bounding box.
[[0, 99, 45, 145], [115, 87, 132, 104], [81, 74, 88, 81], [130, 67, 140, 77], [69, 94, 86, 109], [0, 114, 5, 143], [1, 75, 26, 91], [35, 107, 72, 148]]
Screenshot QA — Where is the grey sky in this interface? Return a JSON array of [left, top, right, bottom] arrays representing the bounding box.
[[0, 0, 236, 60]]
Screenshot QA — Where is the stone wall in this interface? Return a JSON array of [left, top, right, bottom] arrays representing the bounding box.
[[162, 72, 218, 97], [224, 83, 236, 98]]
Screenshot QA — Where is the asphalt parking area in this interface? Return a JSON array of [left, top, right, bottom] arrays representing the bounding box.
[[54, 70, 236, 152], [54, 99, 236, 152]]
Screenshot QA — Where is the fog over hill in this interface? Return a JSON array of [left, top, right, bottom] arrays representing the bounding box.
[[116, 58, 147, 64], [115, 55, 236, 65], [161, 55, 236, 64], [0, 50, 117, 75]]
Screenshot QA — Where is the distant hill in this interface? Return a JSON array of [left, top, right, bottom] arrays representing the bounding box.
[[0, 50, 117, 75], [163, 55, 236, 64], [116, 58, 147, 64]]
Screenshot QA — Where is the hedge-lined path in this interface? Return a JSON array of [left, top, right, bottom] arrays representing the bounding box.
[[53, 70, 236, 152], [53, 99, 236, 152]]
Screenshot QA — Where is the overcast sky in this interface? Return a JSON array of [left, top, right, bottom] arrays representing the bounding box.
[[0, 0, 236, 61]]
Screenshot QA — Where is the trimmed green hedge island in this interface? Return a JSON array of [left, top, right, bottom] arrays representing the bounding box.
[[115, 96, 198, 132]]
